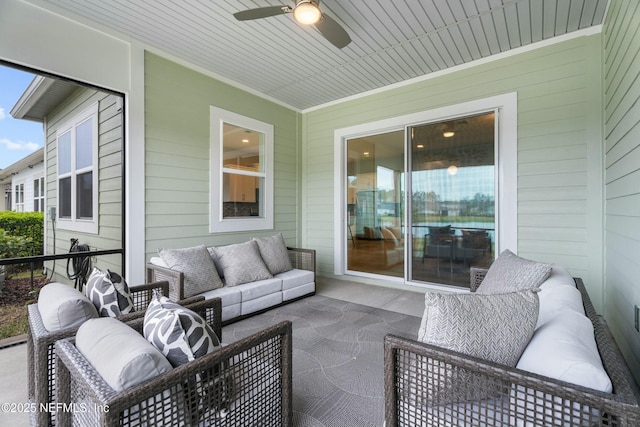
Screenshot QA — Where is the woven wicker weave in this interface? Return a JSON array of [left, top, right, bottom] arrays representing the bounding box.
[[146, 247, 316, 319], [384, 278, 640, 426], [55, 302, 292, 427], [27, 281, 170, 427]]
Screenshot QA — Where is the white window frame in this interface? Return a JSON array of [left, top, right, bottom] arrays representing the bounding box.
[[56, 103, 99, 234], [14, 182, 25, 212], [209, 106, 274, 233], [333, 93, 518, 282], [33, 176, 44, 212]]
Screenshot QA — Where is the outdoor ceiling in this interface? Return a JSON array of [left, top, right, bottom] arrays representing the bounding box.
[[40, 0, 608, 111]]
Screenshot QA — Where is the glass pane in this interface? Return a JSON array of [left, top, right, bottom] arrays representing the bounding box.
[[409, 113, 495, 287], [59, 177, 71, 218], [346, 130, 404, 278], [222, 173, 262, 218], [33, 179, 39, 197], [222, 123, 263, 172], [58, 131, 72, 174], [76, 171, 93, 219], [76, 118, 93, 169]]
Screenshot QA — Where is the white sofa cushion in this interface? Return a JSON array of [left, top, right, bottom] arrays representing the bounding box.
[[276, 268, 314, 290], [537, 284, 585, 328], [540, 264, 576, 290], [76, 317, 172, 392], [199, 285, 242, 306], [238, 278, 282, 302], [517, 310, 612, 393], [37, 282, 98, 331]]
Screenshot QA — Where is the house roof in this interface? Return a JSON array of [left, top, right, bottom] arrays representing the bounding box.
[[39, 0, 609, 111], [0, 147, 44, 185], [10, 75, 78, 122]]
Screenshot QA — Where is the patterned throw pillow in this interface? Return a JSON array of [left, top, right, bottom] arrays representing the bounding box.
[[85, 267, 134, 317], [158, 245, 224, 298], [144, 293, 221, 367], [252, 233, 293, 275], [212, 240, 273, 287], [414, 290, 539, 404], [477, 249, 552, 294]]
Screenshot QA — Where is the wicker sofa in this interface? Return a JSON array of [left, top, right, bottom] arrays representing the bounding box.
[[147, 244, 315, 324], [54, 297, 293, 427], [384, 268, 640, 426], [27, 280, 170, 427]]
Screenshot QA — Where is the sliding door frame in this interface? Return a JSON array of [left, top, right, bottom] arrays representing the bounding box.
[[333, 92, 518, 288]]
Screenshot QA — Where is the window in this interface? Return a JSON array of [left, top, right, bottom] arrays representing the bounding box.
[[33, 177, 44, 212], [210, 106, 273, 232], [14, 183, 24, 212], [56, 103, 98, 234]]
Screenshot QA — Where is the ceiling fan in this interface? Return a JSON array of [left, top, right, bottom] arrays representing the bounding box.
[[233, 0, 352, 49]]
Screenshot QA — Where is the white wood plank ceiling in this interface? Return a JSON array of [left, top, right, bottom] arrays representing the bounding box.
[[39, 0, 608, 110]]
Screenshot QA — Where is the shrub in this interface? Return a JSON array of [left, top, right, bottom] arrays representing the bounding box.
[[0, 229, 35, 277], [0, 211, 44, 256]]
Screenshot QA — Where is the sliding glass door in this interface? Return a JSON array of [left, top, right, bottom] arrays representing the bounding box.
[[408, 113, 496, 287], [345, 112, 496, 288]]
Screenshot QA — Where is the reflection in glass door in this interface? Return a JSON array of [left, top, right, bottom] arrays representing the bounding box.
[[409, 112, 496, 287], [346, 131, 404, 278]]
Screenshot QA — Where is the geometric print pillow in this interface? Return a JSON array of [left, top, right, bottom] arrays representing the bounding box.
[[85, 267, 134, 317], [143, 292, 221, 367]]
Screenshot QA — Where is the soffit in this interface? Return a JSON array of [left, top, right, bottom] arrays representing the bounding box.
[[39, 0, 608, 111]]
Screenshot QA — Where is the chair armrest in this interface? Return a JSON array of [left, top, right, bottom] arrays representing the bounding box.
[[469, 267, 488, 292], [128, 280, 169, 311], [146, 263, 185, 301], [287, 247, 316, 278]]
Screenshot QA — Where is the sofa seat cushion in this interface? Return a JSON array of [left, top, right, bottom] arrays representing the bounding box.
[[237, 278, 282, 302], [517, 310, 612, 393], [276, 268, 314, 290], [76, 317, 172, 392], [199, 285, 242, 306], [241, 292, 283, 316], [37, 282, 98, 331]]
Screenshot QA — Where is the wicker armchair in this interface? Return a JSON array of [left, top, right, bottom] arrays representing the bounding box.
[[55, 315, 293, 427], [27, 281, 170, 427], [146, 246, 316, 302], [384, 278, 640, 426]]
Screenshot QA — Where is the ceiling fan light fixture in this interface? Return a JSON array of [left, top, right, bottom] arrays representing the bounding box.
[[293, 1, 322, 25]]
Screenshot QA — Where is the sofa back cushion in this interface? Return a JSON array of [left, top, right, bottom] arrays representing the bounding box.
[[76, 317, 172, 391], [37, 282, 98, 331]]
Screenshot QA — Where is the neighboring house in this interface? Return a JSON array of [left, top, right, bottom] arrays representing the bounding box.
[[1, 0, 639, 383], [0, 148, 44, 212], [10, 76, 124, 283]]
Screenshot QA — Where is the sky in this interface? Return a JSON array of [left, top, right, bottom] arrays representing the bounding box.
[[0, 65, 44, 170]]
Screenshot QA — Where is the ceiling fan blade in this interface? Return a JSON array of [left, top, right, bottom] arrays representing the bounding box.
[[233, 6, 290, 21], [314, 13, 351, 48]]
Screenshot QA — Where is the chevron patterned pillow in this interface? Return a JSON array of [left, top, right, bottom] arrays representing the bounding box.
[[477, 249, 551, 294], [413, 289, 539, 405]]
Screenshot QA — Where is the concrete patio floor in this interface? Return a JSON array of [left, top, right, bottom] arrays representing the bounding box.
[[0, 276, 426, 427]]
